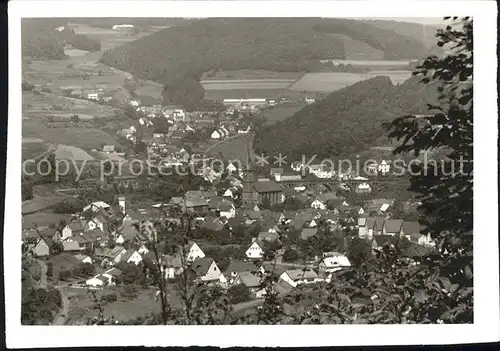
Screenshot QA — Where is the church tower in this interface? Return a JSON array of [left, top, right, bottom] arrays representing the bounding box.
[[241, 143, 259, 206]]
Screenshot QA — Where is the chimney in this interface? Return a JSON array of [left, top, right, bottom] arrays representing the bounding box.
[[118, 196, 126, 215]]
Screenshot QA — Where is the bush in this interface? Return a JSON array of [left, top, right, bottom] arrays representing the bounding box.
[[227, 284, 252, 304], [283, 248, 300, 262], [102, 292, 117, 303]]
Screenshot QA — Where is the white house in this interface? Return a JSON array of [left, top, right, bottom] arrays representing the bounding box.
[[84, 218, 105, 232], [185, 242, 205, 263], [137, 244, 149, 255], [378, 160, 391, 174], [86, 275, 106, 287], [223, 188, 235, 198], [87, 92, 100, 100], [356, 183, 372, 194], [120, 249, 143, 265], [279, 269, 322, 288], [226, 163, 237, 174], [219, 202, 236, 219], [59, 225, 73, 240], [310, 199, 327, 210], [83, 201, 111, 213], [74, 254, 93, 264], [245, 240, 265, 260], [211, 130, 222, 140], [190, 257, 225, 283], [318, 254, 351, 274]]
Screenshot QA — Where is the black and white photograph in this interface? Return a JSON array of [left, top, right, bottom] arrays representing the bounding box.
[[5, 0, 499, 348]]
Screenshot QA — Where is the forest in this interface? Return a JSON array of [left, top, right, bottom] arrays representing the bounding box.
[[253, 75, 437, 159]]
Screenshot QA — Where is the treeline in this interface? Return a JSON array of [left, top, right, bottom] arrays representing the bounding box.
[[254, 76, 437, 159], [99, 18, 429, 109], [22, 19, 101, 60]]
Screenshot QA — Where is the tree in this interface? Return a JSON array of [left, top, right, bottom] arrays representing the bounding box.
[[51, 242, 64, 255], [227, 284, 252, 304], [346, 237, 373, 268], [283, 248, 299, 262], [70, 114, 80, 123]]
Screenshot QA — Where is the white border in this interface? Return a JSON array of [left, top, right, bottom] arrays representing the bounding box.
[[6, 1, 500, 348]]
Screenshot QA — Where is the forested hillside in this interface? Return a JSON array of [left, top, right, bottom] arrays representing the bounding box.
[[99, 18, 429, 108], [22, 19, 101, 60], [253, 76, 437, 159]]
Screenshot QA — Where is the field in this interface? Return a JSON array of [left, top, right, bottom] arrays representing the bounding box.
[[201, 69, 304, 81], [22, 211, 72, 229], [55, 144, 95, 161], [261, 104, 305, 125], [22, 196, 71, 215], [319, 59, 412, 67], [327, 34, 384, 61], [290, 71, 412, 92], [23, 91, 118, 119], [23, 120, 119, 150], [22, 138, 50, 160], [135, 80, 163, 99], [201, 80, 296, 91]]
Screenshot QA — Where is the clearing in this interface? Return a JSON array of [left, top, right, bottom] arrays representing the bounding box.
[[261, 104, 305, 125]]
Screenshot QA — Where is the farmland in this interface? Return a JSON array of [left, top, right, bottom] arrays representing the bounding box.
[[23, 92, 118, 119], [23, 119, 119, 150], [22, 138, 51, 160], [290, 71, 412, 92], [55, 144, 95, 161]]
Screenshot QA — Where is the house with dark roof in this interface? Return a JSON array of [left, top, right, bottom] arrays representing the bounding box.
[[382, 219, 404, 236], [301, 228, 318, 240], [257, 231, 279, 242], [252, 181, 284, 206], [225, 259, 264, 281], [233, 271, 265, 297], [401, 221, 421, 237], [185, 198, 209, 213], [189, 257, 224, 283], [62, 240, 81, 253], [372, 235, 399, 251]]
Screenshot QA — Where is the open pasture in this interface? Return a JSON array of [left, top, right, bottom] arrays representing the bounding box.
[[290, 71, 412, 92], [23, 119, 119, 150], [201, 69, 304, 81], [261, 104, 305, 125]]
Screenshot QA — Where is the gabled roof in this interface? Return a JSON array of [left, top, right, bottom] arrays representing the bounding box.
[[185, 198, 209, 208], [104, 267, 123, 277], [225, 259, 259, 275], [68, 219, 86, 232], [318, 192, 338, 202], [402, 221, 420, 235], [252, 181, 283, 193], [321, 254, 351, 268], [237, 271, 262, 288], [373, 235, 399, 247], [246, 210, 262, 220], [218, 202, 234, 212], [121, 249, 140, 262], [384, 219, 403, 233], [62, 241, 80, 251], [191, 257, 215, 276], [257, 231, 279, 242], [366, 217, 386, 231], [283, 269, 318, 281], [301, 228, 318, 240]]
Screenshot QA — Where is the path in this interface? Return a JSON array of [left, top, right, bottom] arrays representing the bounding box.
[[52, 286, 70, 326], [36, 259, 48, 288]]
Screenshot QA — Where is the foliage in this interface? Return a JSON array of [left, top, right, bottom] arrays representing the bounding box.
[[116, 262, 147, 286], [346, 237, 374, 268], [22, 182, 34, 201], [227, 284, 252, 304], [283, 248, 300, 262], [21, 287, 62, 325]]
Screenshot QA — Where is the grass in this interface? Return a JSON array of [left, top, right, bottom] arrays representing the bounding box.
[[290, 71, 412, 92], [55, 144, 95, 161], [201, 69, 304, 81], [23, 119, 120, 150], [22, 211, 71, 229], [206, 133, 253, 163], [22, 139, 50, 160], [22, 196, 70, 215]]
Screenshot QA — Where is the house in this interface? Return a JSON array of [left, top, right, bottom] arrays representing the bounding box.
[[225, 259, 264, 283], [318, 253, 351, 275], [211, 130, 222, 140], [233, 271, 265, 298], [115, 221, 140, 245], [96, 246, 127, 266], [245, 240, 265, 260], [219, 202, 236, 219], [356, 183, 372, 194], [68, 219, 86, 236], [252, 181, 284, 205], [74, 254, 93, 264], [62, 240, 81, 253], [401, 221, 420, 238], [382, 219, 404, 236], [300, 228, 318, 240], [184, 242, 205, 263], [83, 201, 111, 213], [378, 160, 391, 174], [408, 232, 435, 247], [120, 249, 143, 265], [360, 217, 386, 239], [102, 145, 115, 153], [372, 235, 399, 251], [279, 269, 321, 288], [58, 224, 73, 240], [190, 257, 224, 283], [185, 198, 209, 213], [223, 188, 235, 198], [159, 254, 184, 279], [86, 275, 107, 287], [310, 199, 327, 210], [257, 231, 279, 242], [32, 236, 52, 257]]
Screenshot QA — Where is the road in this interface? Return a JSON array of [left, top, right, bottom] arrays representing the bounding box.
[[36, 259, 48, 288], [52, 286, 70, 326]]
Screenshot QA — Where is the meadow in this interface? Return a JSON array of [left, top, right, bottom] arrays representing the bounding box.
[[290, 71, 412, 92], [261, 104, 305, 125], [23, 120, 119, 150]]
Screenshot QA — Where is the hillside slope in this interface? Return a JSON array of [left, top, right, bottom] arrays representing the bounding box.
[[253, 76, 437, 159]]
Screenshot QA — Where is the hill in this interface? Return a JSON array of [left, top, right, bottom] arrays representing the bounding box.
[[22, 19, 101, 60], [99, 18, 429, 108], [253, 76, 437, 160]]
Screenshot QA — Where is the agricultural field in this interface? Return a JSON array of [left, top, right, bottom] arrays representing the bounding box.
[[319, 58, 413, 67], [55, 144, 95, 161], [22, 195, 71, 215], [261, 104, 305, 125], [201, 69, 304, 81], [23, 119, 119, 150], [22, 211, 72, 229], [206, 133, 254, 163], [290, 71, 412, 92], [134, 80, 163, 100], [22, 138, 51, 160], [23, 91, 117, 119]]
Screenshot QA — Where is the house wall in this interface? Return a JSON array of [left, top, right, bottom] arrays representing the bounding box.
[[311, 200, 326, 210], [86, 278, 104, 287], [200, 261, 222, 281], [127, 252, 143, 265], [187, 244, 205, 262], [62, 226, 72, 239], [34, 241, 50, 257], [280, 272, 297, 287], [246, 242, 264, 259]]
